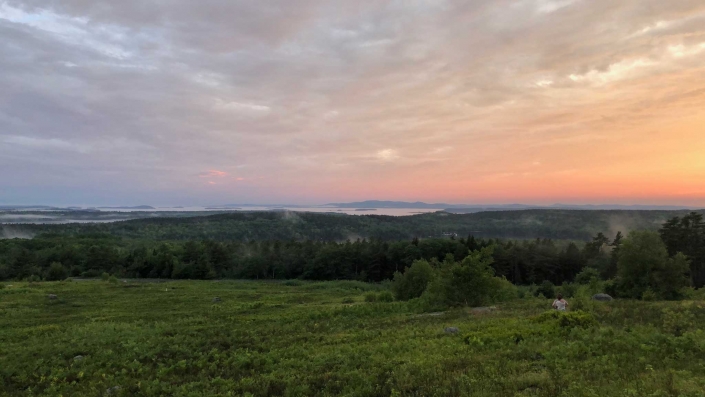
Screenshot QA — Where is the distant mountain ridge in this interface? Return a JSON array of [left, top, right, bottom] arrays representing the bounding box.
[[325, 200, 705, 211]]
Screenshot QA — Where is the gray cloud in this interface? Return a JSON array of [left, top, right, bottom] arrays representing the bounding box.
[[1, 0, 705, 205]]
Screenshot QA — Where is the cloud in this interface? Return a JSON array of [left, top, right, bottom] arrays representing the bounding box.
[[375, 149, 399, 162], [1, 0, 705, 205], [198, 170, 228, 178]]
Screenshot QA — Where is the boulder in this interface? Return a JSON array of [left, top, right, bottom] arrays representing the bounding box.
[[48, 294, 57, 300], [73, 355, 84, 361], [212, 297, 222, 303], [444, 327, 459, 334], [591, 293, 613, 301]]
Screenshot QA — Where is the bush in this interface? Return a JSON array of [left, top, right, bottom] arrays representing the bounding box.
[[0, 283, 4, 289], [378, 291, 394, 302], [283, 280, 302, 286], [392, 259, 435, 301], [534, 310, 598, 329], [27, 274, 41, 283], [101, 272, 110, 281], [575, 268, 600, 285], [536, 280, 555, 299], [489, 277, 518, 302], [558, 282, 578, 298], [569, 286, 597, 311], [364, 292, 378, 302], [108, 275, 119, 284], [46, 262, 68, 281], [641, 288, 656, 301], [662, 308, 695, 336], [342, 297, 355, 304], [81, 269, 101, 278]]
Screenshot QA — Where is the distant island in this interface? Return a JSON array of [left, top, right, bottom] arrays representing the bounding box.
[[325, 200, 704, 211], [97, 205, 155, 210]]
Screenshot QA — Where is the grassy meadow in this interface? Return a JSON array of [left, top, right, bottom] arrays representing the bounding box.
[[2, 280, 705, 396]]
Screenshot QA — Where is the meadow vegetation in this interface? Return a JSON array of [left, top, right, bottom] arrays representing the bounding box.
[[3, 280, 705, 396]]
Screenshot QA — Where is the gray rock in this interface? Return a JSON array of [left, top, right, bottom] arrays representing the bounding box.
[[592, 293, 613, 301], [105, 386, 121, 396], [73, 355, 84, 361], [444, 327, 459, 334], [48, 294, 57, 300], [212, 297, 222, 303]]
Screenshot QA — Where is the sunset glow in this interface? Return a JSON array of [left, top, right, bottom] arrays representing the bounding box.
[[1, 0, 704, 206]]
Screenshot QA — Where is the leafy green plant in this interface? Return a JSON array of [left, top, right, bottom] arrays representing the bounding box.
[[100, 272, 110, 281], [46, 262, 68, 281], [391, 259, 435, 301], [534, 310, 598, 329], [662, 308, 695, 336], [536, 280, 555, 299], [27, 274, 41, 283], [342, 297, 355, 304], [642, 288, 656, 301], [363, 292, 377, 302], [575, 267, 601, 285], [108, 275, 119, 284], [377, 291, 394, 302]]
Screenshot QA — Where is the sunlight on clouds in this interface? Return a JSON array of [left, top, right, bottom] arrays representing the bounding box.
[[569, 59, 655, 85], [213, 99, 271, 114], [376, 149, 399, 162]]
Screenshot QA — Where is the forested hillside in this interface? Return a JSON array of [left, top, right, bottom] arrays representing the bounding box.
[[4, 209, 699, 241]]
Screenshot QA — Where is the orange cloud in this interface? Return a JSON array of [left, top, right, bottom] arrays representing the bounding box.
[[199, 170, 228, 178]]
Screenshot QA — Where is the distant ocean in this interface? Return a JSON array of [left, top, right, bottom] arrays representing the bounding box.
[[101, 206, 443, 216]]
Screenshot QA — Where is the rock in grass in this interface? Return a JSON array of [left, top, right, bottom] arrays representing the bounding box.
[[105, 386, 121, 396], [444, 327, 459, 334], [212, 297, 222, 303], [73, 355, 84, 361], [48, 294, 57, 300], [592, 293, 613, 301]]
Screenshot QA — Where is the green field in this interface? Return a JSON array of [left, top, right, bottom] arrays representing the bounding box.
[[2, 280, 705, 396]]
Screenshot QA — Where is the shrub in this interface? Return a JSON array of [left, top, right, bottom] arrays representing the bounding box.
[[378, 291, 394, 302], [489, 277, 518, 302], [27, 274, 41, 283], [536, 280, 555, 299], [364, 292, 378, 302], [558, 282, 578, 298], [534, 310, 598, 329], [574, 268, 600, 285], [641, 288, 657, 301], [0, 283, 4, 289], [100, 272, 110, 281], [81, 269, 101, 278], [46, 262, 68, 281], [662, 308, 695, 336], [342, 297, 355, 304], [570, 285, 599, 311], [392, 259, 435, 301], [283, 280, 302, 286], [108, 275, 119, 284]]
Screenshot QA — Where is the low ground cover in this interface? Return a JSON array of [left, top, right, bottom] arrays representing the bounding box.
[[2, 280, 705, 396]]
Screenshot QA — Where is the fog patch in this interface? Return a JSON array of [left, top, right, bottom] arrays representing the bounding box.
[[1, 226, 35, 239], [280, 210, 302, 223]]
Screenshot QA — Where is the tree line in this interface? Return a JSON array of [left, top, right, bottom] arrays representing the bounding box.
[[7, 209, 698, 242], [1, 213, 703, 293]]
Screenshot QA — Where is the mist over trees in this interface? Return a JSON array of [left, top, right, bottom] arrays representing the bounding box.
[[1, 212, 703, 301]]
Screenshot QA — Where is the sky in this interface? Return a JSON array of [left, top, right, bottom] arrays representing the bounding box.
[[1, 0, 705, 206]]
